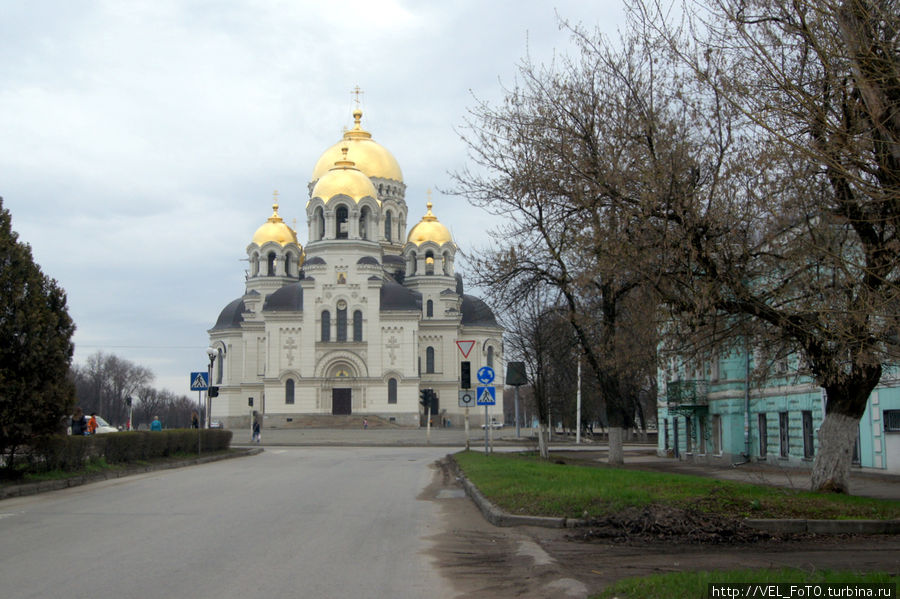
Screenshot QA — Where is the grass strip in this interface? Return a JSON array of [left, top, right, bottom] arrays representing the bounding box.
[[453, 451, 900, 520], [594, 568, 899, 599]]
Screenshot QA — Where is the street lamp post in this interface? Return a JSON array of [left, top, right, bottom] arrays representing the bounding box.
[[206, 347, 216, 429]]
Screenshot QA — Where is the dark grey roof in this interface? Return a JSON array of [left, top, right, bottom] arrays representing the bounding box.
[[357, 256, 379, 265], [440, 288, 456, 296], [383, 254, 405, 265], [461, 294, 498, 326], [369, 275, 382, 282], [212, 298, 245, 330], [380, 280, 422, 311], [305, 256, 326, 265], [263, 283, 304, 312], [247, 289, 260, 295]]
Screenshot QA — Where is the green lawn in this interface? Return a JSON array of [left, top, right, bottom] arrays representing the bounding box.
[[595, 568, 898, 599], [453, 451, 900, 520]]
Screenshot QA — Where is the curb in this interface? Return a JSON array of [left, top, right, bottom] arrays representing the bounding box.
[[447, 455, 900, 535], [0, 447, 263, 501]]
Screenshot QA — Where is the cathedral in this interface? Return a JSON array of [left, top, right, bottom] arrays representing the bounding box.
[[208, 107, 504, 429]]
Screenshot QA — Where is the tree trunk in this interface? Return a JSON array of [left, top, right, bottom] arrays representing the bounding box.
[[537, 421, 549, 459], [608, 426, 624, 465], [810, 412, 859, 493]]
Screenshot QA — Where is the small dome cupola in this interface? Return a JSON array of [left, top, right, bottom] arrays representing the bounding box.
[[404, 199, 456, 277], [247, 192, 304, 282]]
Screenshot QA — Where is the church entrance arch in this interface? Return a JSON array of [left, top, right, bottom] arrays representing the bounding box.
[[332, 388, 352, 415]]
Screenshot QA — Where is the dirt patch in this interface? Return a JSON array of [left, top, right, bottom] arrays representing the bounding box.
[[573, 504, 781, 545]]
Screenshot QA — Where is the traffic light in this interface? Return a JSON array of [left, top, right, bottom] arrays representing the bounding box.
[[125, 396, 132, 408], [460, 361, 471, 389], [208, 386, 219, 398], [419, 389, 431, 410]]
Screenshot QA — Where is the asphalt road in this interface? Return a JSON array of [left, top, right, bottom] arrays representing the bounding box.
[[0, 447, 456, 599]]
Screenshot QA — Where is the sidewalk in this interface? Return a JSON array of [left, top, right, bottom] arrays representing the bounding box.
[[237, 426, 900, 500]]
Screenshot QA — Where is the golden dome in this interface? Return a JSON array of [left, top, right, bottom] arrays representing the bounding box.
[[310, 148, 379, 204], [407, 202, 454, 246], [311, 109, 403, 183], [252, 202, 298, 246]]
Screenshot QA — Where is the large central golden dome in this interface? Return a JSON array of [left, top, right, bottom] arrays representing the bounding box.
[[311, 109, 403, 183]]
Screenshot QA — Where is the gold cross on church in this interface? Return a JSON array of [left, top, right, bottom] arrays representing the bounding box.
[[351, 85, 364, 108]]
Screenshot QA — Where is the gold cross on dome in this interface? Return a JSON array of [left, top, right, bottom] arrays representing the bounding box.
[[426, 188, 432, 202], [351, 85, 364, 108]]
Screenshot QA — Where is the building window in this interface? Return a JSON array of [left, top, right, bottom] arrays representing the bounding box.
[[285, 379, 295, 404], [426, 300, 433, 317], [384, 211, 392, 241], [267, 252, 276, 276], [353, 310, 363, 342], [758, 413, 768, 457], [487, 346, 494, 369], [779, 412, 789, 458], [336, 306, 347, 342], [885, 410, 900, 432], [216, 348, 223, 384], [284, 253, 292, 277], [388, 378, 397, 404], [321, 310, 330, 342], [802, 410, 814, 459], [712, 414, 722, 454], [360, 207, 369, 240], [426, 346, 435, 373], [317, 207, 325, 240]]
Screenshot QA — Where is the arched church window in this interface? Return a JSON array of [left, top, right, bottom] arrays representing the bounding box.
[[285, 254, 293, 277], [426, 300, 433, 318], [384, 211, 392, 241], [267, 252, 276, 276], [336, 205, 349, 239], [321, 310, 331, 342], [353, 310, 363, 342], [336, 302, 347, 342], [426, 346, 435, 373], [487, 346, 494, 369], [388, 378, 397, 404], [285, 379, 295, 404], [316, 207, 325, 240], [216, 348, 223, 384], [425, 251, 434, 275], [359, 207, 369, 240]]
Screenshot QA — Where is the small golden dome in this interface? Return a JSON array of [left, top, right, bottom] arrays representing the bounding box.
[[311, 109, 403, 183], [252, 201, 299, 246], [407, 202, 454, 246], [311, 148, 379, 204]]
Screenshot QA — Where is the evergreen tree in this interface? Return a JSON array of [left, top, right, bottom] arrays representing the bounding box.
[[0, 197, 75, 477]]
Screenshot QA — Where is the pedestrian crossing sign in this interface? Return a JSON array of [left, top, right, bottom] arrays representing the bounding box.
[[476, 386, 496, 405], [190, 371, 209, 391]]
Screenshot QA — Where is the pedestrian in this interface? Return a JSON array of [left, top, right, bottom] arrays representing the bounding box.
[[363, 418, 368, 430], [252, 420, 261, 444], [87, 413, 99, 435], [151, 416, 162, 431], [71, 407, 87, 436], [191, 411, 199, 429]]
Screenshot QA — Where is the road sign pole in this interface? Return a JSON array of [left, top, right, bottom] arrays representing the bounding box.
[[484, 404, 489, 454], [465, 407, 470, 450], [514, 385, 520, 438]]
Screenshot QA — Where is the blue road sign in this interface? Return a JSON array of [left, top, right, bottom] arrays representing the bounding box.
[[190, 371, 209, 391], [476, 386, 496, 405], [477, 366, 495, 385]]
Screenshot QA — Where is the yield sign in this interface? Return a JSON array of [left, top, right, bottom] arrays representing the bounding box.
[[456, 340, 476, 358]]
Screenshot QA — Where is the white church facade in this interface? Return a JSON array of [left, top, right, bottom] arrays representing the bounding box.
[[208, 108, 504, 429]]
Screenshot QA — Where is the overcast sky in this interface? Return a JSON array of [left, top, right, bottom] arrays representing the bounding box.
[[0, 1, 626, 396]]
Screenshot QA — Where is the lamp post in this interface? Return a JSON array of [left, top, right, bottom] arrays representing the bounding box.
[[206, 347, 216, 429]]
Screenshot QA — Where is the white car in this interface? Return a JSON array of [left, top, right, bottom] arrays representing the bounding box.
[[90, 416, 118, 434], [481, 419, 504, 430]]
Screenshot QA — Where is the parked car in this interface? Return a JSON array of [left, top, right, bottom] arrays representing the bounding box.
[[481, 419, 504, 430], [209, 420, 223, 429], [68, 415, 118, 435]]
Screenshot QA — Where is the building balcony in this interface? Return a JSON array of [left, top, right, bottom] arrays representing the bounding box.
[[666, 379, 709, 408]]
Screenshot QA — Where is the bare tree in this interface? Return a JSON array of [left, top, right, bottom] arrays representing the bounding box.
[[637, 0, 900, 492], [72, 352, 153, 426]]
